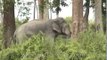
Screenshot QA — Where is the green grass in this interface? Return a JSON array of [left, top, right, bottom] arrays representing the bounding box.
[[0, 29, 105, 60]]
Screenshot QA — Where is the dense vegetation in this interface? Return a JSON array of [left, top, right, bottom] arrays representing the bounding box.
[[0, 28, 105, 60], [0, 0, 106, 59], [0, 18, 106, 60]]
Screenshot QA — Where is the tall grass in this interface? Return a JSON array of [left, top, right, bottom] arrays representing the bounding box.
[[0, 29, 105, 60]]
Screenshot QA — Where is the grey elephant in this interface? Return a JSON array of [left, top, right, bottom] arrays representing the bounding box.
[[13, 17, 71, 44]]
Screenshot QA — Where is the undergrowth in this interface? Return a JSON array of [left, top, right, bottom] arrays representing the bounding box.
[[0, 29, 105, 60]]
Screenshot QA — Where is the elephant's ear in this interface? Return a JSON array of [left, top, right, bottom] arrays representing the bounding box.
[[52, 22, 61, 33]]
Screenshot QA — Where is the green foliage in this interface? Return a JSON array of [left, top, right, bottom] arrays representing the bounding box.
[[65, 17, 72, 29], [15, 0, 33, 20], [78, 30, 106, 60], [48, 0, 68, 15], [15, 18, 23, 27], [65, 17, 72, 23], [0, 30, 105, 60]]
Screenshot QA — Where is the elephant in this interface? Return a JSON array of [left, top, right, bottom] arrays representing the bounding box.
[[13, 17, 71, 44]]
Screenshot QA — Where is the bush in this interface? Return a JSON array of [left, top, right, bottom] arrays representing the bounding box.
[[78, 30, 106, 60], [0, 30, 105, 60], [65, 17, 72, 24]]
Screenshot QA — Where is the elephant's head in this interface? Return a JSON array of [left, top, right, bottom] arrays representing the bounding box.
[[52, 17, 71, 38]]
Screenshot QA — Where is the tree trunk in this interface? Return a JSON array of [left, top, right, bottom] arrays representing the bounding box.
[[79, 0, 84, 32], [33, 0, 36, 20], [95, 0, 103, 32], [72, 0, 83, 38], [38, 0, 44, 20], [38, 0, 49, 20], [105, 1, 107, 35], [102, 0, 106, 33], [43, 1, 49, 20], [49, 9, 52, 19], [49, 0, 52, 19], [3, 0, 16, 48], [83, 0, 90, 29]]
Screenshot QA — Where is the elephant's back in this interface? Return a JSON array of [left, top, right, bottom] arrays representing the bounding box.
[[24, 20, 53, 35]]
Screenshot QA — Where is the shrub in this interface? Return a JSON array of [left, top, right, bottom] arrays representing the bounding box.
[[0, 30, 105, 60], [78, 30, 106, 60]]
